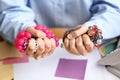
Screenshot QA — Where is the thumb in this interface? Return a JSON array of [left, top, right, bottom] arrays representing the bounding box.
[[67, 25, 88, 39], [26, 27, 46, 38]]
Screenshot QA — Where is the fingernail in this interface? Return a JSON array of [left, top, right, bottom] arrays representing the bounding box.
[[43, 33, 46, 36], [67, 34, 72, 39], [38, 33, 46, 38]]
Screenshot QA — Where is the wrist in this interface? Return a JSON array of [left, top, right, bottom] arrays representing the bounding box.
[[87, 25, 103, 48]]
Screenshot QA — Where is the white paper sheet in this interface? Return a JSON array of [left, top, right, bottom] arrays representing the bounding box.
[[14, 40, 119, 80]]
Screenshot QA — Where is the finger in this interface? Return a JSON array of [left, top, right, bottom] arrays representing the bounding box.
[[47, 38, 56, 56], [41, 37, 51, 58], [26, 38, 36, 57], [63, 38, 73, 54], [26, 27, 46, 38], [69, 39, 80, 55], [67, 25, 88, 39], [75, 36, 88, 56], [82, 34, 94, 52], [35, 38, 45, 60]]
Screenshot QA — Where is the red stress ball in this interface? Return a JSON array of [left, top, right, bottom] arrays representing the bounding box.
[[15, 25, 59, 53], [35, 25, 59, 47], [15, 31, 32, 53]]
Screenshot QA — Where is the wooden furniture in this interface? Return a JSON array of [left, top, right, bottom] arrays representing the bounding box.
[[49, 28, 68, 39], [0, 28, 68, 41], [0, 36, 3, 42]]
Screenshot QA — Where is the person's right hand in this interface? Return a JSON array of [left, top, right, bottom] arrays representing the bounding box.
[[63, 25, 94, 56], [25, 27, 56, 60]]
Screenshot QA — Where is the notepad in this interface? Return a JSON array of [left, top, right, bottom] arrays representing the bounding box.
[[99, 39, 118, 57], [14, 45, 117, 80], [2, 54, 29, 64], [98, 37, 120, 78], [55, 58, 87, 80]]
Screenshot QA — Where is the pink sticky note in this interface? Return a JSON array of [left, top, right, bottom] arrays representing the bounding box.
[[55, 58, 87, 80], [3, 54, 29, 64]]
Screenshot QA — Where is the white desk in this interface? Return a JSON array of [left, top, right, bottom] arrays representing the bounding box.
[[13, 41, 119, 80]]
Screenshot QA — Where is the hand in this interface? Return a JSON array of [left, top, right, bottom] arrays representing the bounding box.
[[63, 25, 94, 55], [25, 27, 56, 60]]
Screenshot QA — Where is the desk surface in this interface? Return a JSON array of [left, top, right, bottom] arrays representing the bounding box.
[[0, 28, 119, 80], [49, 28, 68, 39], [13, 40, 119, 80]]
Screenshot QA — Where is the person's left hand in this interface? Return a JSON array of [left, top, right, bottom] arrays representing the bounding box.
[[63, 25, 94, 55], [26, 37, 56, 60], [25, 27, 56, 60]]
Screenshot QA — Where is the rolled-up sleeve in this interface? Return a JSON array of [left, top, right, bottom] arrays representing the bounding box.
[[0, 0, 36, 43], [85, 0, 120, 40]]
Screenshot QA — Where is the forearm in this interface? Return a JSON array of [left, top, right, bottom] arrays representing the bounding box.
[[0, 0, 36, 44], [84, 0, 120, 40]]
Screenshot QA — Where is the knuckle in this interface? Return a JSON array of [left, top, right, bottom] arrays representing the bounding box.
[[28, 46, 34, 51], [70, 46, 75, 50], [76, 43, 83, 48], [38, 46, 44, 50], [85, 42, 91, 47], [35, 32, 40, 36], [72, 31, 78, 36], [51, 44, 55, 48], [46, 45, 51, 49], [51, 39, 56, 47], [85, 42, 94, 50]]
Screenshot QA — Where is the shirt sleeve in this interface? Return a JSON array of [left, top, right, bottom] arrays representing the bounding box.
[[0, 0, 36, 44], [84, 0, 120, 40]]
